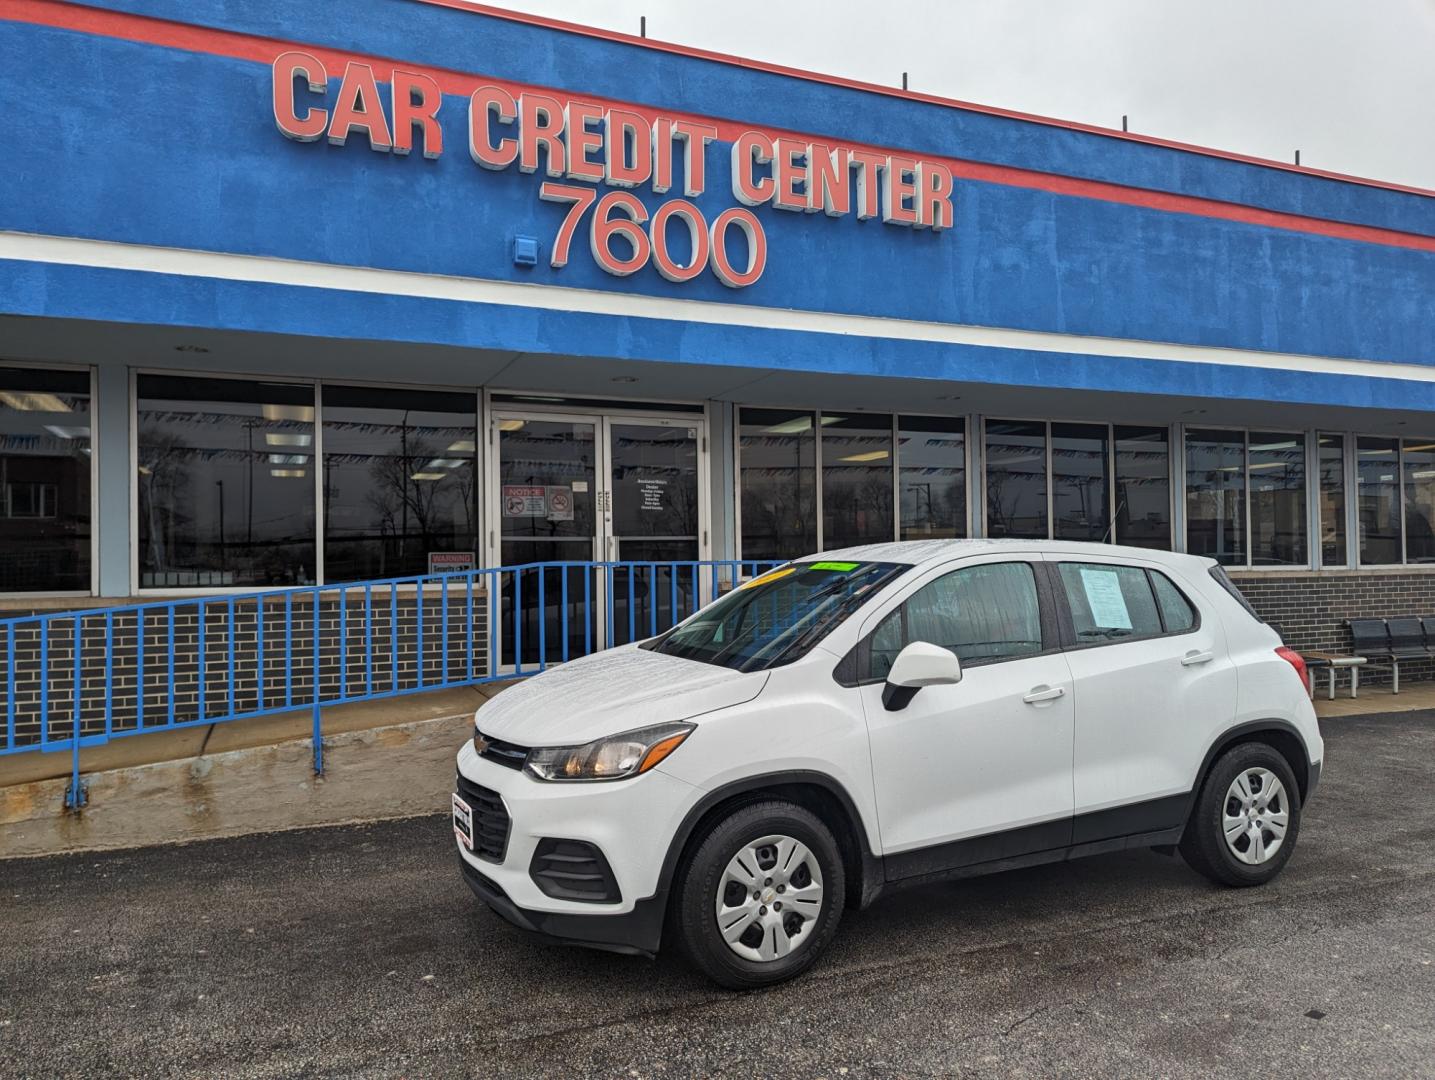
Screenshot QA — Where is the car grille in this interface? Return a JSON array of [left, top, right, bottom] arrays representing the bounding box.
[[455, 773, 511, 863], [476, 730, 529, 771]]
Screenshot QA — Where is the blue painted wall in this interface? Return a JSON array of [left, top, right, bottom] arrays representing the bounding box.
[[2, 2, 1434, 388]]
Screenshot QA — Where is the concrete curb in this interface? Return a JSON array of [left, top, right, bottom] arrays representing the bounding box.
[[0, 711, 473, 859]]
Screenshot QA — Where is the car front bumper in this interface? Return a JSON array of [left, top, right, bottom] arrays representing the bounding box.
[[452, 740, 700, 954]]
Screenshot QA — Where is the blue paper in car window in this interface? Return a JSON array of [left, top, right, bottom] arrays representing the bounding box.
[[1079, 567, 1132, 629]]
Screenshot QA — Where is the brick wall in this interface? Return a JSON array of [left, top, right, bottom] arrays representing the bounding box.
[[1230, 569, 1435, 686]]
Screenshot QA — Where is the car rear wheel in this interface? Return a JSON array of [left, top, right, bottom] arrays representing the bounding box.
[[674, 800, 845, 989], [1180, 742, 1302, 887]]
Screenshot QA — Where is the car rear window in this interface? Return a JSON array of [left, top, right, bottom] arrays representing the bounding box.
[[1208, 564, 1263, 622]]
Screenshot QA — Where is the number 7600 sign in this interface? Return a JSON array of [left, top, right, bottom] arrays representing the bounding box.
[[539, 183, 767, 288]]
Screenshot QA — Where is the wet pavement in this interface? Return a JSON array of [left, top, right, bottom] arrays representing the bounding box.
[[3, 710, 1434, 1078]]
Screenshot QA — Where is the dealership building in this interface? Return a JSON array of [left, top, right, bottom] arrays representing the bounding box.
[[3, 0, 1435, 663]]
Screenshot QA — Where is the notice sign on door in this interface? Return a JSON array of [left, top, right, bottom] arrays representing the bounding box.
[[546, 486, 574, 521], [502, 485, 547, 517], [638, 478, 668, 512], [428, 551, 476, 574]]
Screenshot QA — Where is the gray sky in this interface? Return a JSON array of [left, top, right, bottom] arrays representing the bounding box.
[[466, 0, 1435, 191]]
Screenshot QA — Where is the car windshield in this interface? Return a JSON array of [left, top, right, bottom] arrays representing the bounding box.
[[645, 561, 906, 671]]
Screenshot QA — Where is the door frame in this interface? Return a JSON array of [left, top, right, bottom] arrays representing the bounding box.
[[483, 400, 711, 659]]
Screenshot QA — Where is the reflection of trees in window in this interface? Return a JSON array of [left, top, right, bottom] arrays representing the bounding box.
[[984, 421, 1046, 539], [899, 421, 965, 540], [821, 416, 894, 549], [136, 378, 317, 588], [321, 393, 478, 582], [740, 409, 817, 561], [1113, 427, 1170, 550], [0, 369, 92, 591]]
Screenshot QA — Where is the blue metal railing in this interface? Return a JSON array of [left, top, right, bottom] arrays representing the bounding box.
[[0, 559, 780, 809]]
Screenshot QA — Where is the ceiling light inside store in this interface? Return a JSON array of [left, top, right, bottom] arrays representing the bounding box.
[[266, 433, 312, 447], [1403, 443, 1435, 452], [0, 391, 71, 412], [424, 458, 467, 470], [43, 425, 91, 440], [268, 453, 308, 465], [762, 416, 839, 435], [270, 468, 307, 478], [838, 451, 890, 462], [262, 404, 315, 422], [410, 471, 446, 481], [446, 440, 477, 453], [1247, 441, 1298, 452], [496, 420, 525, 432]]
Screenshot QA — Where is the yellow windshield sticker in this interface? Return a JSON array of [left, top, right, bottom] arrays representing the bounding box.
[[741, 567, 796, 589]]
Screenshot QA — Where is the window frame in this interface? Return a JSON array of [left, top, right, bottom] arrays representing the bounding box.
[[735, 407, 971, 561], [1046, 559, 1202, 653], [839, 555, 1064, 687], [1181, 424, 1310, 571], [129, 367, 484, 594], [0, 359, 98, 598], [980, 417, 1175, 549], [1353, 432, 1406, 569]]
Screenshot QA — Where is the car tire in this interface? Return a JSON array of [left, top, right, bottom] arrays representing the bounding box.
[[1180, 741, 1303, 888], [673, 800, 846, 990]]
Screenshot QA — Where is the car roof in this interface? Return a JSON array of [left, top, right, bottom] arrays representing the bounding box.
[[808, 538, 1217, 571]]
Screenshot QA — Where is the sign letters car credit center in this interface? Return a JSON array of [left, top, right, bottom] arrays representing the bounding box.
[[271, 53, 955, 288]]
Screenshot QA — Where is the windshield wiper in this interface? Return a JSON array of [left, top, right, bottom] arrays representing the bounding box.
[[742, 587, 874, 671]]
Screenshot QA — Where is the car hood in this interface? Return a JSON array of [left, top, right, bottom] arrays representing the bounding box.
[[474, 645, 770, 746]]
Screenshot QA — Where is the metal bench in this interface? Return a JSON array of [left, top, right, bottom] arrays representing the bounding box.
[[1347, 618, 1427, 694]]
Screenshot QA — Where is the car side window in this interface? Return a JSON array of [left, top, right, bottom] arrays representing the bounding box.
[[1150, 571, 1197, 633], [1057, 563, 1162, 642], [868, 561, 1043, 679]]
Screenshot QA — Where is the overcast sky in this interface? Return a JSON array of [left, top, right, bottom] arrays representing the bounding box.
[[467, 0, 1435, 191]]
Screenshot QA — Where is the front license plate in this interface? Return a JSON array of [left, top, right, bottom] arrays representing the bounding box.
[[452, 793, 473, 851]]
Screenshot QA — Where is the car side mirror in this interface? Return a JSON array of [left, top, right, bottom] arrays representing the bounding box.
[[882, 641, 962, 711]]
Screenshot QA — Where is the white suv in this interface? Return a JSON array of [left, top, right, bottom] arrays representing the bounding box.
[[454, 540, 1322, 988]]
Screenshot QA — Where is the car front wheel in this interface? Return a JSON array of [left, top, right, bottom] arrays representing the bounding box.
[[1180, 742, 1303, 887], [674, 800, 845, 989]]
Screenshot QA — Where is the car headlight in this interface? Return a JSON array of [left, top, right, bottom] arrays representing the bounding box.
[[524, 723, 695, 782]]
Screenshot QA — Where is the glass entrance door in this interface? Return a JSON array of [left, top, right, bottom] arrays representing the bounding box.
[[493, 415, 599, 668], [606, 420, 704, 647], [490, 409, 707, 665]]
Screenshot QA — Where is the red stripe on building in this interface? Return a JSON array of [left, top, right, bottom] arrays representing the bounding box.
[[6, 0, 1435, 255]]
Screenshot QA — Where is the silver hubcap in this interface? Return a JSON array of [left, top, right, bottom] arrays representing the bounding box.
[[714, 834, 824, 963], [1223, 768, 1290, 865]]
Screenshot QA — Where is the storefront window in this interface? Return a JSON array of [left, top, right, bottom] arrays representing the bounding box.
[[984, 420, 1047, 539], [1318, 434, 1346, 566], [137, 374, 316, 588], [1402, 439, 1435, 564], [321, 385, 477, 582], [1357, 436, 1401, 565], [898, 415, 965, 540], [739, 408, 817, 561], [1051, 423, 1109, 542], [1249, 432, 1306, 566], [1112, 426, 1170, 549], [0, 366, 91, 592], [821, 414, 893, 550], [1185, 429, 1246, 565]]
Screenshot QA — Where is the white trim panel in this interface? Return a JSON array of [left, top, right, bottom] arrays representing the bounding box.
[[5, 230, 1435, 385]]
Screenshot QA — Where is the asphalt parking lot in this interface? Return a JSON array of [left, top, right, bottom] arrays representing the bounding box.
[[3, 710, 1434, 1079]]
